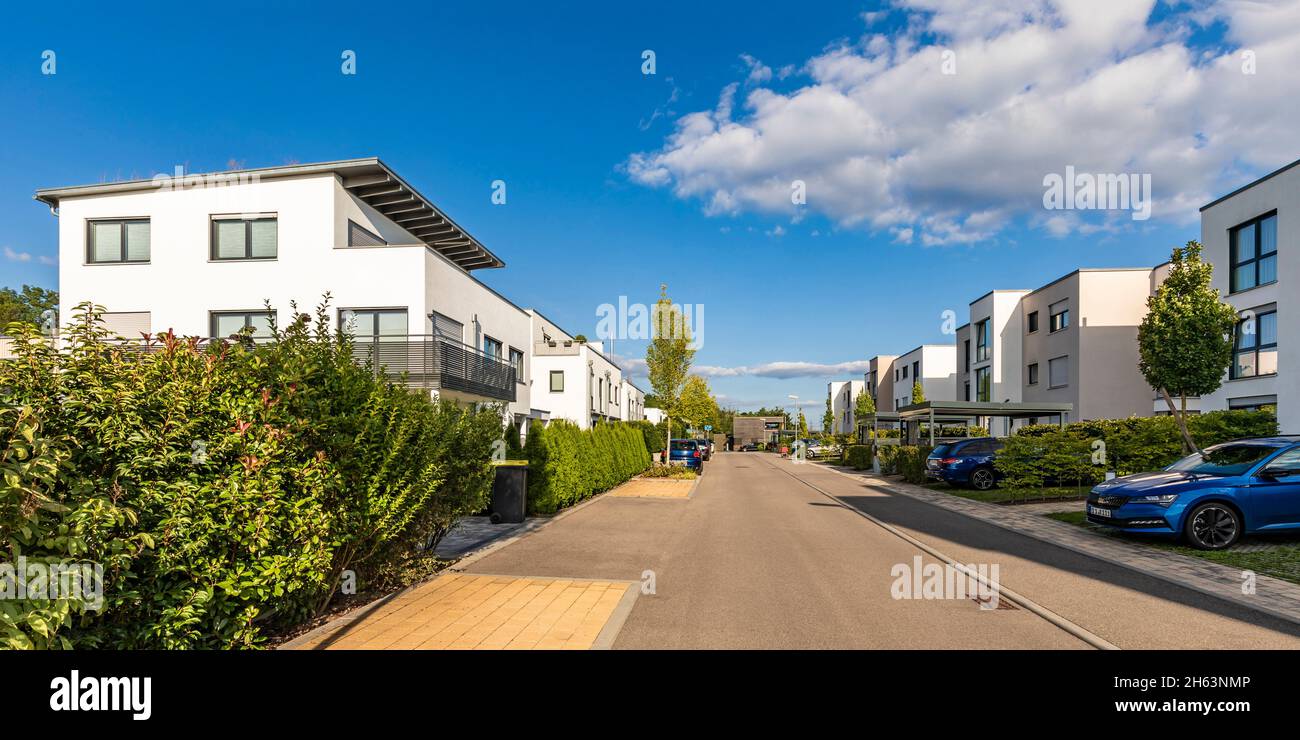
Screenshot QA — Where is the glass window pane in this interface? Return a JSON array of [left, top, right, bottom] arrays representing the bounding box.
[[550, 371, 564, 392], [1049, 357, 1069, 387], [93, 222, 121, 262], [1233, 264, 1255, 292], [1260, 215, 1277, 255], [1234, 223, 1255, 263], [377, 311, 407, 338], [214, 314, 246, 337], [339, 309, 360, 335], [249, 220, 277, 258], [216, 221, 246, 258], [1258, 254, 1277, 285], [1258, 348, 1278, 375], [1260, 312, 1277, 346], [1236, 322, 1257, 349], [125, 221, 150, 261], [1235, 351, 1256, 378], [248, 313, 274, 337]]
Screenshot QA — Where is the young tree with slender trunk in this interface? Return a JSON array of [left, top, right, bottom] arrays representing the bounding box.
[[645, 284, 695, 451], [822, 394, 835, 436], [1138, 241, 1237, 454]]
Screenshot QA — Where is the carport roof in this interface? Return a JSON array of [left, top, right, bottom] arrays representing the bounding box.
[[896, 400, 1073, 420]]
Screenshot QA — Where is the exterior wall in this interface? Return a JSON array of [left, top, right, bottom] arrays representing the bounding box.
[[527, 311, 631, 429], [968, 290, 1030, 405], [620, 379, 645, 421], [955, 323, 972, 402], [1020, 273, 1081, 417], [733, 416, 784, 446], [892, 345, 957, 409], [645, 407, 666, 424], [1200, 164, 1298, 433], [828, 379, 865, 434], [865, 355, 897, 412], [1076, 270, 1156, 420]]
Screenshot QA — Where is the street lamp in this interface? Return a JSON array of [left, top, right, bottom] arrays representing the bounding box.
[[787, 394, 798, 445]]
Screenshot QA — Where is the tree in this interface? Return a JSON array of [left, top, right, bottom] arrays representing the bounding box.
[[911, 381, 926, 404], [677, 375, 716, 432], [1139, 241, 1237, 453], [797, 411, 808, 438], [0, 285, 58, 334], [855, 388, 875, 416], [822, 394, 835, 435], [645, 284, 695, 441]]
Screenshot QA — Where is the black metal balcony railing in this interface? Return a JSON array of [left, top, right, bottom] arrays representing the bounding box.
[[84, 334, 517, 403], [351, 336, 516, 402]]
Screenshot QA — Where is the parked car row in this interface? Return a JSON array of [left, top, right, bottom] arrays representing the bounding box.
[[666, 438, 713, 470]]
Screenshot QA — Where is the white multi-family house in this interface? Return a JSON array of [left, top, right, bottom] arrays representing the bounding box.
[[891, 345, 957, 410], [966, 290, 1032, 409], [827, 379, 865, 434], [1197, 158, 1296, 432], [36, 158, 543, 423], [527, 309, 642, 428], [863, 354, 898, 412]]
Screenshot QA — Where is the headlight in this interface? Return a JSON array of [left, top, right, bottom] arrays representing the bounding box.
[[1131, 493, 1178, 506]]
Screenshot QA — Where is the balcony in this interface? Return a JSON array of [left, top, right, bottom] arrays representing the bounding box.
[[351, 336, 517, 402]]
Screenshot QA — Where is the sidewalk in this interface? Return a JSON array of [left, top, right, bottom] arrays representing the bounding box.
[[819, 463, 1300, 626]]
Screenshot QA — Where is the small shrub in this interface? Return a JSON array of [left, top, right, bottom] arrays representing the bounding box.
[[843, 444, 873, 470]]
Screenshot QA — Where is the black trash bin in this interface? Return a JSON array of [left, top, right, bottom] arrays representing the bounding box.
[[489, 462, 528, 524]]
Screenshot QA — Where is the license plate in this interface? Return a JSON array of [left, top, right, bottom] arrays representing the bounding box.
[[1088, 505, 1112, 518]]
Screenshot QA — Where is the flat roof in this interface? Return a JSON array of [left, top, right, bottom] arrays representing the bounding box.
[[897, 400, 1073, 420], [1023, 267, 1154, 298], [1201, 156, 1300, 212], [34, 157, 505, 271]]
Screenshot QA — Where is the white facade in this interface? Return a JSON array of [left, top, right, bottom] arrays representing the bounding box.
[[827, 379, 865, 434], [39, 159, 537, 422], [1198, 159, 1297, 433], [891, 345, 957, 409], [967, 290, 1031, 407], [527, 309, 641, 429], [644, 407, 666, 424]]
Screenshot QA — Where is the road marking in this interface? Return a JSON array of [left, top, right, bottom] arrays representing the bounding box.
[[754, 455, 1119, 650]]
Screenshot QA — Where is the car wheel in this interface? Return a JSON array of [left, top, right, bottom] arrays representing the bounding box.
[[969, 466, 996, 491], [1184, 502, 1241, 550]]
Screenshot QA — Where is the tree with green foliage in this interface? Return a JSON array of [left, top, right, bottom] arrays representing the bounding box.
[[0, 285, 58, 334], [645, 284, 695, 441], [1138, 241, 1238, 453], [911, 381, 926, 404], [677, 375, 716, 433], [856, 388, 875, 417], [797, 411, 808, 438], [822, 394, 835, 435]]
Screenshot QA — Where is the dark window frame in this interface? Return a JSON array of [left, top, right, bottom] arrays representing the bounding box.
[[211, 216, 278, 261], [1232, 309, 1278, 379], [87, 218, 151, 264], [509, 347, 525, 383], [339, 308, 408, 340], [483, 335, 503, 361], [549, 370, 564, 392], [1027, 362, 1039, 385], [1027, 311, 1039, 334], [1049, 302, 1069, 333], [210, 310, 276, 339], [975, 319, 991, 362], [1229, 211, 1278, 294], [974, 367, 991, 402]]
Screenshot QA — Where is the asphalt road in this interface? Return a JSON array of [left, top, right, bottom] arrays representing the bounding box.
[[463, 451, 1300, 649]]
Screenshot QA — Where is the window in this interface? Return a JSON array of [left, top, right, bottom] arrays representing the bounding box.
[[1048, 356, 1069, 388], [1229, 396, 1277, 413], [549, 370, 564, 392], [509, 347, 524, 382], [340, 309, 407, 341], [901, 365, 909, 379], [1028, 362, 1039, 385], [1233, 310, 1278, 379], [1049, 301, 1069, 333], [348, 220, 386, 247], [975, 367, 990, 402], [895, 368, 900, 382], [975, 319, 991, 362], [483, 336, 503, 361], [88, 219, 150, 263], [1230, 212, 1278, 293], [1027, 311, 1039, 333], [212, 216, 277, 260], [963, 340, 971, 371], [211, 310, 275, 340], [911, 361, 919, 380], [964, 382, 970, 401], [431, 312, 463, 344]]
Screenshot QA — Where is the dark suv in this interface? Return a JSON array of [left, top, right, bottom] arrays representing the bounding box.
[[926, 437, 1005, 490]]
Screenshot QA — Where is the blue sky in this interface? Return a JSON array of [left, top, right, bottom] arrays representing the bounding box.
[[3, 1, 1297, 422]]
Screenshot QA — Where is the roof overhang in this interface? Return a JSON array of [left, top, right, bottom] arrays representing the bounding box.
[[896, 401, 1073, 421], [34, 157, 505, 271]]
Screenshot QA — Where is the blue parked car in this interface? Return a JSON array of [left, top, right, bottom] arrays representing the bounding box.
[[1087, 437, 1300, 550], [668, 439, 705, 470], [926, 437, 1005, 490]]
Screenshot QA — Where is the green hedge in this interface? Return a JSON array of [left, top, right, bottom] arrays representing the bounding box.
[[629, 419, 667, 454], [1, 302, 503, 649], [843, 444, 873, 470], [524, 420, 651, 514], [896, 446, 934, 484]]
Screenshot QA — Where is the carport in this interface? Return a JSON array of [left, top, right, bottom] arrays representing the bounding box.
[[897, 401, 1073, 446]]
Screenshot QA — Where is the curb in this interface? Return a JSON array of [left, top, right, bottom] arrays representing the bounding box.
[[812, 460, 1300, 629]]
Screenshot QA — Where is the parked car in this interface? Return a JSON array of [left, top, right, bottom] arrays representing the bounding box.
[[925, 437, 1005, 490], [668, 438, 705, 470], [740, 443, 758, 452], [696, 438, 712, 461], [1086, 437, 1300, 550], [800, 438, 827, 459]]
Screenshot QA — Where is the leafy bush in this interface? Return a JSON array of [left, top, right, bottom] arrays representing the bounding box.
[[876, 444, 901, 475], [640, 464, 696, 480], [895, 446, 934, 484], [995, 432, 1104, 489], [843, 444, 873, 470], [0, 302, 502, 648], [524, 420, 650, 514]]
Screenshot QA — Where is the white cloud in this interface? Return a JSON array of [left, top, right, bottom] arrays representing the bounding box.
[[626, 1, 1300, 243], [695, 359, 870, 379], [4, 247, 32, 262]]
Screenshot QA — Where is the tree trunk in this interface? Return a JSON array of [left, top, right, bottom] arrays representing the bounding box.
[[1161, 387, 1198, 454]]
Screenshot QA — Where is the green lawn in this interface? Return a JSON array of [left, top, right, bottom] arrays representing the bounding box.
[[1047, 511, 1300, 585], [931, 482, 1092, 504]]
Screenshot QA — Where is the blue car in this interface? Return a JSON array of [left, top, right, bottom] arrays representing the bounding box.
[[668, 439, 704, 470], [926, 437, 1005, 490], [1087, 436, 1300, 550]]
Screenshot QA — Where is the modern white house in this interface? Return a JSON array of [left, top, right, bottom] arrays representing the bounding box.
[[527, 309, 642, 429], [966, 290, 1031, 410], [1197, 157, 1296, 432], [33, 158, 644, 432], [827, 379, 865, 434], [864, 354, 898, 412], [891, 345, 956, 410]]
